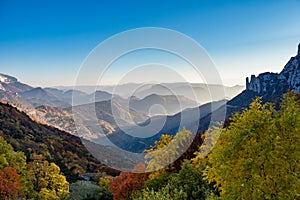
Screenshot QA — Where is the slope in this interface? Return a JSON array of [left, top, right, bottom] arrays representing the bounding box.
[[0, 102, 118, 182]]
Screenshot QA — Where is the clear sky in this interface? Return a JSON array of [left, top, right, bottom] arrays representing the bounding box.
[[0, 0, 300, 87]]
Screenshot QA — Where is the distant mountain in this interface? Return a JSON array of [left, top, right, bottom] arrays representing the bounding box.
[[27, 99, 148, 140], [55, 83, 244, 104], [108, 100, 227, 152], [23, 81, 243, 110], [71, 100, 149, 133], [0, 73, 243, 109], [89, 90, 113, 102], [100, 43, 300, 152], [45, 88, 114, 106], [45, 88, 120, 106], [44, 88, 89, 106], [99, 83, 244, 103], [19, 87, 57, 101], [133, 83, 244, 103], [0, 74, 71, 108], [127, 93, 199, 116], [0, 73, 33, 106], [18, 87, 70, 108], [0, 74, 119, 108], [44, 87, 66, 97], [0, 73, 32, 93]]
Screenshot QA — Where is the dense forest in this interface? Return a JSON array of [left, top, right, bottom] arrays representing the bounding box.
[[0, 101, 117, 199], [0, 92, 299, 199]]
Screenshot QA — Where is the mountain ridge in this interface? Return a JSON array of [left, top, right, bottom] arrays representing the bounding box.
[[127, 93, 199, 116], [240, 43, 300, 106], [107, 43, 300, 152], [0, 101, 119, 182]]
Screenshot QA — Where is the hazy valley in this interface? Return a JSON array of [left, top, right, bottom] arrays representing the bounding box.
[[1, 1, 299, 198]]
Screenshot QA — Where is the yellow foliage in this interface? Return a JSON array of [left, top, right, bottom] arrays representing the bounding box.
[[201, 94, 300, 199], [145, 128, 192, 173]]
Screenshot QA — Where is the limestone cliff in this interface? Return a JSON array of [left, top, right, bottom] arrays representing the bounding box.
[[246, 43, 300, 94]]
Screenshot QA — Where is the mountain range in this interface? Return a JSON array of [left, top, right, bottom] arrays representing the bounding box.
[[0, 73, 243, 113], [124, 93, 199, 116], [93, 43, 300, 152], [58, 82, 244, 103], [0, 72, 244, 145], [0, 43, 299, 170]]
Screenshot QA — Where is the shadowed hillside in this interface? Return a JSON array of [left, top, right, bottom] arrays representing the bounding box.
[[0, 102, 119, 182]]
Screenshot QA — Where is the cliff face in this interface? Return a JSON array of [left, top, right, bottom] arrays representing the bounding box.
[[246, 43, 300, 94], [280, 43, 300, 93]]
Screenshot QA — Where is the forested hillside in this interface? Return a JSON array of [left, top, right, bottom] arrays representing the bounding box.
[[0, 102, 118, 182]]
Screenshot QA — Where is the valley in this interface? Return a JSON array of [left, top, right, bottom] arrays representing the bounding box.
[[1, 1, 299, 198]]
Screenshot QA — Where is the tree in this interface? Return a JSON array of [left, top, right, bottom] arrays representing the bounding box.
[[166, 160, 209, 200], [0, 135, 26, 172], [204, 93, 300, 199], [0, 167, 24, 200], [144, 134, 173, 179], [142, 171, 172, 192], [27, 159, 69, 199], [145, 128, 192, 173], [66, 180, 110, 200], [108, 163, 148, 200], [135, 160, 210, 200], [0, 136, 26, 199], [132, 187, 187, 200], [98, 178, 113, 200]]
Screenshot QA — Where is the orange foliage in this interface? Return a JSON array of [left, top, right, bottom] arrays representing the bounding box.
[[108, 163, 148, 200], [0, 167, 24, 200]]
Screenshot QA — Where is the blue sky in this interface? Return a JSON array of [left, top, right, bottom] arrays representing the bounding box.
[[0, 0, 300, 86]]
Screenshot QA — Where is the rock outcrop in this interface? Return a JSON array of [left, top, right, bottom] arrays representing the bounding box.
[[246, 43, 300, 94], [280, 43, 300, 93], [0, 73, 17, 84]]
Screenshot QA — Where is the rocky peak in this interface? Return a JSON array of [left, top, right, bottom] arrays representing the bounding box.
[[279, 44, 300, 92], [0, 73, 32, 94], [0, 73, 17, 84], [0, 73, 18, 91], [246, 43, 300, 94]]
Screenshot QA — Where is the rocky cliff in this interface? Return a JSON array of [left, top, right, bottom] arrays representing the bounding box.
[[246, 43, 300, 94]]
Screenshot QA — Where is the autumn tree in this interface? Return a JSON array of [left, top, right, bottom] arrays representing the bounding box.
[[203, 93, 300, 199], [108, 163, 148, 200], [0, 167, 24, 200], [145, 128, 192, 173], [134, 129, 210, 200], [0, 136, 26, 199], [27, 158, 69, 199]]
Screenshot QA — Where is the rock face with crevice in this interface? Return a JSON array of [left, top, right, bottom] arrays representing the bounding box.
[[228, 43, 300, 110], [246, 43, 300, 94], [280, 43, 300, 93]]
